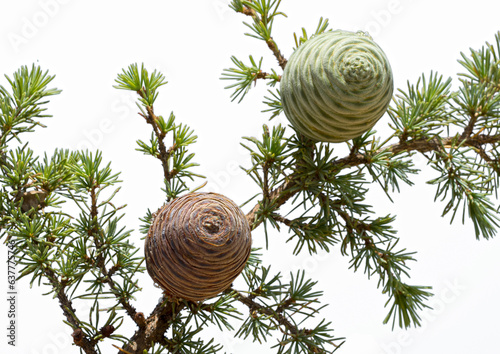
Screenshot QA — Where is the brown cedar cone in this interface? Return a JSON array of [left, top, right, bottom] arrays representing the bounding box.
[[145, 192, 252, 302]]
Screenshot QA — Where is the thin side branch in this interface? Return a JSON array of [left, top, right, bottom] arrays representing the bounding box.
[[240, 3, 288, 69], [266, 40, 287, 70], [473, 144, 500, 175], [88, 185, 139, 324], [138, 89, 174, 182], [246, 178, 296, 229], [230, 288, 340, 353], [246, 134, 500, 227], [255, 71, 280, 81], [45, 268, 98, 354]]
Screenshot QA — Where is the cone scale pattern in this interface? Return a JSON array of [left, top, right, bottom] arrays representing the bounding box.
[[281, 30, 394, 143], [145, 192, 252, 302]]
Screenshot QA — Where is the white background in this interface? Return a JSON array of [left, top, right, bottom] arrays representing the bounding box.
[[1, 0, 500, 353]]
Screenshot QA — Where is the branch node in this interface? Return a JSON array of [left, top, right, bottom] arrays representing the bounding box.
[[134, 312, 146, 328]]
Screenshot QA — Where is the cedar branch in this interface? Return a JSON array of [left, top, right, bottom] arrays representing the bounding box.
[[137, 89, 174, 183], [245, 134, 500, 228], [120, 296, 185, 354], [88, 185, 139, 324], [239, 2, 288, 69], [229, 288, 340, 353], [45, 268, 98, 354]]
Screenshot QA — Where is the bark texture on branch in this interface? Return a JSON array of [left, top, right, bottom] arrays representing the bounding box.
[[120, 297, 185, 354]]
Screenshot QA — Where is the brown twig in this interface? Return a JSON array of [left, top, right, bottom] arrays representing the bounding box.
[[266, 39, 288, 70], [229, 288, 340, 352], [245, 134, 500, 228], [45, 268, 98, 354], [232, 288, 296, 329], [460, 112, 481, 140], [254, 70, 268, 80], [88, 185, 139, 324], [246, 178, 296, 229], [272, 213, 293, 227], [239, 3, 288, 69], [473, 143, 500, 175], [137, 89, 174, 183]]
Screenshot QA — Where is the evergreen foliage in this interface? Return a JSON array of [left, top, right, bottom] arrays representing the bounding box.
[[1, 1, 500, 353]]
